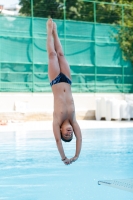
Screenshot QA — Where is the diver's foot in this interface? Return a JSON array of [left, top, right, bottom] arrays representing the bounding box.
[[47, 18, 53, 34]]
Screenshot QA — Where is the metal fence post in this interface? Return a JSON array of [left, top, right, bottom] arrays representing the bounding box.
[[63, 0, 66, 55], [122, 5, 124, 93], [31, 0, 34, 92], [94, 1, 97, 93]]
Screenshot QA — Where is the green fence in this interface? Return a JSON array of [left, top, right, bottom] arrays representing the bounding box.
[[0, 1, 133, 93]]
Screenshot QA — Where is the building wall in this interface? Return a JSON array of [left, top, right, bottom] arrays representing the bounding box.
[[0, 93, 125, 121]]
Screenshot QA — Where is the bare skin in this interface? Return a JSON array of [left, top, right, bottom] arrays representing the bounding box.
[[47, 19, 82, 165]]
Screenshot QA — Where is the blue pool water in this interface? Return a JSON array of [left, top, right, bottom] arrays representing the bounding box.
[[0, 128, 133, 200]]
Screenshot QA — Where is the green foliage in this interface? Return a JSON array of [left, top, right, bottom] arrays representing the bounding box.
[[19, 0, 62, 18], [19, 0, 94, 21], [121, 29, 133, 62], [19, 0, 31, 16], [116, 3, 133, 66], [18, 0, 125, 24]]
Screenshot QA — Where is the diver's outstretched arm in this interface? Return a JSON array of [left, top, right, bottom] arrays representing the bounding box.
[[70, 120, 82, 163], [53, 120, 71, 165]]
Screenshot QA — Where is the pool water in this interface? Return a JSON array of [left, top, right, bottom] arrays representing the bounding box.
[[0, 128, 133, 200]]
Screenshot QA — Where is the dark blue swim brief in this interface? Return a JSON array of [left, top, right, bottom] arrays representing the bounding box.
[[50, 73, 72, 87]]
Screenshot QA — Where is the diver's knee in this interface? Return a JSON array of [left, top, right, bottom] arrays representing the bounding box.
[[48, 51, 57, 59], [57, 52, 64, 58]]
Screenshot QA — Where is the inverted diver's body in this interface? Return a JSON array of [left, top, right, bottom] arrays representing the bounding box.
[[52, 78, 74, 123], [47, 18, 82, 165]]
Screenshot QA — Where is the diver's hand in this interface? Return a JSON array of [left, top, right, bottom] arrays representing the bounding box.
[[70, 156, 78, 163], [63, 157, 71, 165]]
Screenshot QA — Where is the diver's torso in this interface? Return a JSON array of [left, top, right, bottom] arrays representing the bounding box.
[[52, 82, 75, 125]]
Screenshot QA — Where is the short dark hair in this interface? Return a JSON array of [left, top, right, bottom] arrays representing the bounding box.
[[61, 132, 73, 142]]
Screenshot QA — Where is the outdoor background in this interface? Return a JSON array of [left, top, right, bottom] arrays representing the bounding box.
[[0, 0, 133, 93]]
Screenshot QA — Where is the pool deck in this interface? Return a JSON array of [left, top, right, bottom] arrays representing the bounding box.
[[0, 120, 133, 132]]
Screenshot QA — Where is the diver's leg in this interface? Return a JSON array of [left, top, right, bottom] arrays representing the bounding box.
[[53, 22, 71, 79], [47, 18, 60, 81]]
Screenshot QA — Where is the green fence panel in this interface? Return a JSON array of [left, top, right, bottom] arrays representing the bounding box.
[[34, 64, 48, 73], [66, 40, 94, 66], [1, 37, 32, 63], [97, 67, 122, 75], [96, 42, 122, 66], [95, 24, 119, 43], [1, 63, 32, 73], [33, 38, 47, 63], [65, 21, 94, 41], [0, 15, 133, 93], [0, 16, 32, 37]]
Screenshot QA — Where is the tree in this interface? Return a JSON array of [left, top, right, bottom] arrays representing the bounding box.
[[19, 0, 117, 22], [116, 3, 133, 65], [19, 0, 63, 18], [18, 0, 123, 23]]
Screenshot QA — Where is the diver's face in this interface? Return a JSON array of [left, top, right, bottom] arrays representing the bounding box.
[[60, 123, 73, 140]]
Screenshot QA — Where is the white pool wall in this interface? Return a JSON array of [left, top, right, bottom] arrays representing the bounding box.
[[0, 93, 125, 120]]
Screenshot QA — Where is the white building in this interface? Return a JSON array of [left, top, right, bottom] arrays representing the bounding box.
[[0, 4, 21, 16]]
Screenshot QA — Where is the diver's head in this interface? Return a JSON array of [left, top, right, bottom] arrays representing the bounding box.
[[60, 120, 73, 142]]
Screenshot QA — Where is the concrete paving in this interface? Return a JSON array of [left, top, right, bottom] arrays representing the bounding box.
[[0, 120, 133, 132]]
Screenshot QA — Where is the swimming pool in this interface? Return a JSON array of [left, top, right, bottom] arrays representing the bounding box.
[[0, 128, 133, 200]]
